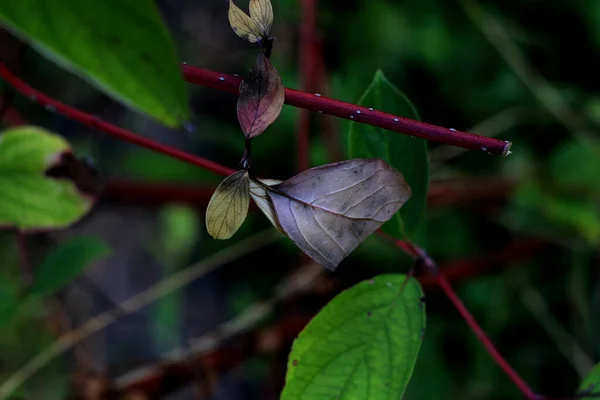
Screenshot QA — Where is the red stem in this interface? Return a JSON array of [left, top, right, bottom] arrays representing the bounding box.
[[417, 239, 544, 288], [436, 272, 538, 400], [0, 61, 512, 158], [400, 241, 538, 400], [0, 63, 234, 177], [182, 64, 512, 156], [102, 178, 512, 209]]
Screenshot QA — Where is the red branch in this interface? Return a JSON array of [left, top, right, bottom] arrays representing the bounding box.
[[417, 239, 544, 287], [400, 240, 538, 400], [182, 64, 512, 156], [0, 63, 235, 178], [103, 178, 512, 209], [0, 61, 512, 158]]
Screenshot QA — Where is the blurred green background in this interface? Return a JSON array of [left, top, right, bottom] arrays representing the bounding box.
[[1, 0, 599, 399]]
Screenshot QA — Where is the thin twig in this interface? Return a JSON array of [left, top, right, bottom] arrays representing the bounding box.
[[102, 177, 513, 210], [396, 240, 538, 400], [417, 239, 545, 288], [182, 64, 512, 156], [430, 106, 539, 165], [0, 60, 512, 158], [113, 263, 324, 395], [0, 229, 280, 400], [0, 61, 512, 184], [0, 63, 235, 177]]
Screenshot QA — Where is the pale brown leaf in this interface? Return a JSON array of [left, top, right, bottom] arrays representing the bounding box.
[[249, 0, 273, 37], [249, 178, 284, 234], [237, 52, 285, 139], [228, 0, 261, 43], [265, 159, 411, 270], [206, 170, 250, 239]]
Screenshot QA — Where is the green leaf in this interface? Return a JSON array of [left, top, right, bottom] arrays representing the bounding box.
[[578, 363, 600, 398], [281, 274, 425, 400], [29, 236, 111, 298], [0, 126, 95, 230], [347, 70, 430, 238], [0, 0, 189, 127]]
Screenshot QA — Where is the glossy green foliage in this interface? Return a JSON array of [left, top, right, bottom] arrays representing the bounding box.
[[282, 274, 425, 400], [347, 70, 429, 239], [0, 0, 189, 126]]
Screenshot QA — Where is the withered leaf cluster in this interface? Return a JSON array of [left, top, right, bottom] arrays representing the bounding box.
[[208, 159, 411, 270], [228, 0, 273, 44], [207, 1, 413, 270]]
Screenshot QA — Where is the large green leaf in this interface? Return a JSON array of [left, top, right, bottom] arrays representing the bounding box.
[[347, 70, 429, 238], [0, 126, 94, 230], [578, 363, 600, 398], [281, 274, 425, 400], [29, 236, 111, 298], [0, 0, 189, 127]]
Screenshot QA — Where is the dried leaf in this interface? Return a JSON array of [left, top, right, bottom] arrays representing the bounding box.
[[265, 159, 411, 270], [249, 0, 273, 37], [206, 170, 250, 240], [228, 0, 261, 43], [249, 178, 284, 234], [237, 52, 285, 139]]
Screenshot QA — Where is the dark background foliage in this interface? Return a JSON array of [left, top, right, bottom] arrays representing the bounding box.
[[0, 0, 599, 399]]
